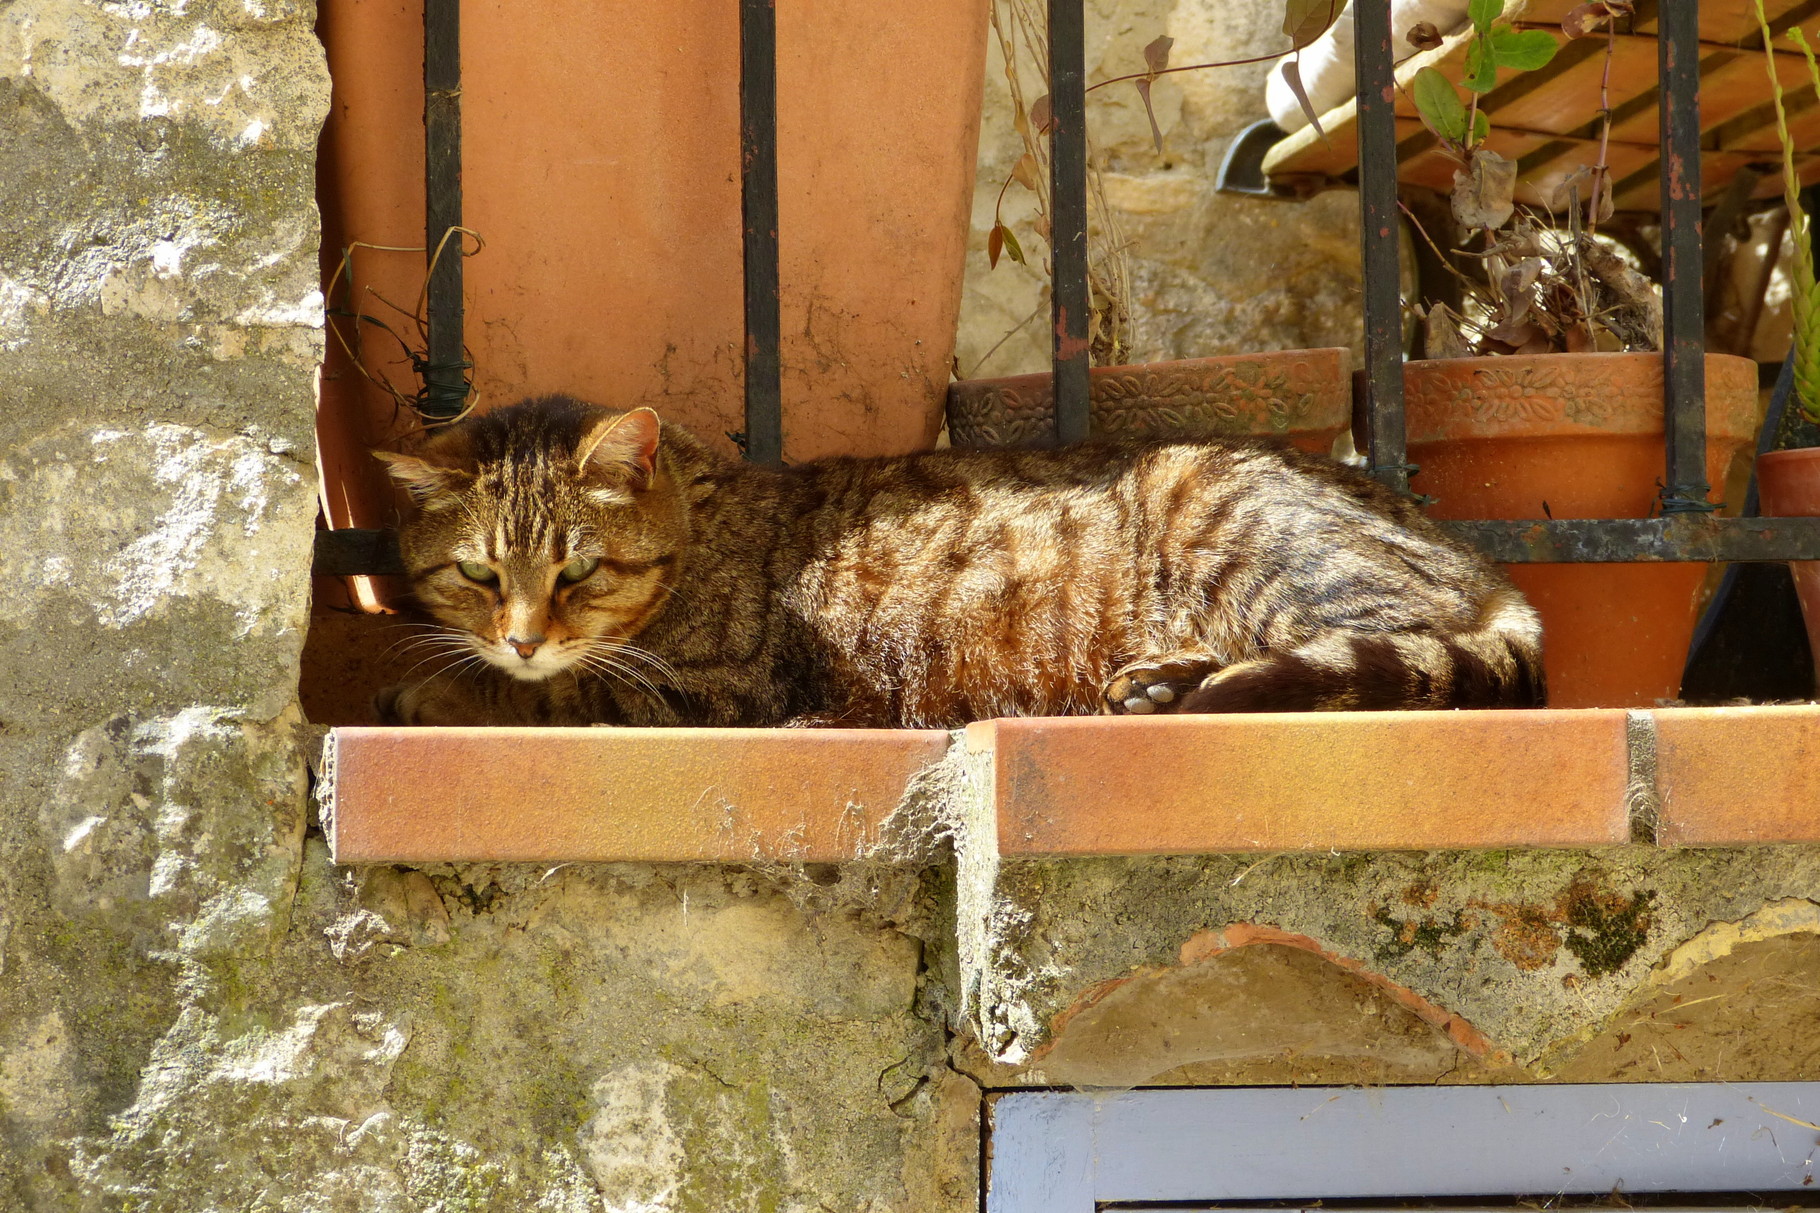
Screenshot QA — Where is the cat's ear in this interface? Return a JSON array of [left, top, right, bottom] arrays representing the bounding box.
[[577, 407, 661, 491], [373, 449, 473, 507]]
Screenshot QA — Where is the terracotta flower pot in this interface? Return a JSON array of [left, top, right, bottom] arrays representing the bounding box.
[[315, 0, 990, 577], [1756, 447, 1820, 687], [946, 348, 1353, 452], [1404, 352, 1760, 708]]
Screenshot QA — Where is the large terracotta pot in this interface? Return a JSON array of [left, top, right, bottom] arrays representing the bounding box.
[[1404, 352, 1760, 708], [947, 348, 1353, 453], [1757, 447, 1820, 687], [315, 0, 990, 596]]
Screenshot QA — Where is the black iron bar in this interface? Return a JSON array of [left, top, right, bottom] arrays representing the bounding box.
[[1353, 0, 1408, 494], [1048, 0, 1091, 445], [740, 0, 784, 464], [421, 0, 467, 419], [1658, 0, 1712, 513], [1441, 516, 1820, 563], [314, 529, 407, 578]]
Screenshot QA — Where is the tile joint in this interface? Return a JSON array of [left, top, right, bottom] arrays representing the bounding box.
[[1624, 709, 1660, 845]]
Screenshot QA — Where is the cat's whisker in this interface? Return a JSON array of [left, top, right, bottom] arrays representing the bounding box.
[[397, 640, 486, 683], [384, 635, 474, 663], [590, 639, 683, 684], [580, 649, 674, 700], [572, 649, 668, 706]]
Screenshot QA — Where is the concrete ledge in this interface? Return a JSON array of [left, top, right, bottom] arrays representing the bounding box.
[[971, 710, 1632, 856], [325, 726, 951, 864], [322, 706, 1820, 864]]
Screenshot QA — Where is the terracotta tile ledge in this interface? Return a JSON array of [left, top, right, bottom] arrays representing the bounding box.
[[321, 705, 1820, 864]]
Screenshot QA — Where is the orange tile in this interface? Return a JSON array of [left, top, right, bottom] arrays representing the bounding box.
[[327, 727, 950, 864], [1652, 706, 1820, 846], [968, 710, 1631, 857]]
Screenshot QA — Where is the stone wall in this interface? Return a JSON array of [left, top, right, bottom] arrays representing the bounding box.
[[0, 2, 973, 1208]]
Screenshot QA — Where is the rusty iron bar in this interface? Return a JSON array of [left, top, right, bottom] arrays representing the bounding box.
[[421, 0, 468, 419], [1353, 0, 1410, 495], [1048, 0, 1091, 445], [1439, 515, 1820, 562], [740, 0, 784, 464], [1658, 0, 1713, 513], [314, 529, 406, 578]]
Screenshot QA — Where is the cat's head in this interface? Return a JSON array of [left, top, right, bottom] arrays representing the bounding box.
[[376, 396, 686, 682]]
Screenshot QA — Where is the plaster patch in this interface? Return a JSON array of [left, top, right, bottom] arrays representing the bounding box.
[[0, 1010, 78, 1140], [0, 275, 41, 351], [579, 1063, 688, 1211]]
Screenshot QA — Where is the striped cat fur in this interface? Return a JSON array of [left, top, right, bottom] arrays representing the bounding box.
[[373, 395, 1544, 727]]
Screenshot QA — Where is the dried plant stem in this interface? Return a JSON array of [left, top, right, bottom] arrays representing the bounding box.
[[1587, 17, 1615, 233], [991, 0, 1132, 364]]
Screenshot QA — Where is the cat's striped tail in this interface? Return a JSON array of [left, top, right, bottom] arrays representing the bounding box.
[[1179, 588, 1547, 712]]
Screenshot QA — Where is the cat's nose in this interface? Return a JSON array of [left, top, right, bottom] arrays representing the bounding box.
[[506, 635, 544, 659]]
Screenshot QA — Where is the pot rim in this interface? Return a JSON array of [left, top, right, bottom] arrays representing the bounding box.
[[1403, 350, 1760, 445]]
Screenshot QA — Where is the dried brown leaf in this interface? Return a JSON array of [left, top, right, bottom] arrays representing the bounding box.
[[1135, 78, 1165, 152], [1282, 58, 1329, 145], [1561, 2, 1611, 39], [1407, 20, 1444, 51], [1031, 93, 1053, 135], [1424, 303, 1473, 359], [988, 223, 1004, 269], [1544, 165, 1588, 213], [1282, 0, 1341, 47], [1143, 34, 1174, 74], [1501, 257, 1543, 300], [1011, 152, 1039, 192], [1577, 232, 1661, 350], [1452, 149, 1517, 230], [1488, 317, 1539, 347]]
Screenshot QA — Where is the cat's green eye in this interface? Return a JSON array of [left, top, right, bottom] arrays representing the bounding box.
[[456, 560, 497, 583], [559, 555, 600, 583]]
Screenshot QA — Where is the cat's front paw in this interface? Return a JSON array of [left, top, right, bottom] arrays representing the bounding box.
[[1103, 655, 1221, 715], [373, 678, 484, 726]]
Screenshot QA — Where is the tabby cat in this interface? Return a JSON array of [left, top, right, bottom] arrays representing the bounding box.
[[373, 394, 1544, 728]]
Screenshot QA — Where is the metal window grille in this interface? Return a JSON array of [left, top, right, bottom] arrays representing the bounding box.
[[316, 0, 1820, 575]]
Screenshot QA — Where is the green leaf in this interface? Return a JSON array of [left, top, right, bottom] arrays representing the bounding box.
[[1488, 26, 1561, 70], [1473, 108, 1490, 144], [1463, 37, 1498, 92], [1412, 66, 1468, 143], [1000, 223, 1025, 265], [1468, 0, 1504, 33]]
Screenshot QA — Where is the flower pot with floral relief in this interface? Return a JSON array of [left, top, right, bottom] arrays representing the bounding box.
[[1404, 351, 1760, 708], [946, 348, 1353, 451]]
